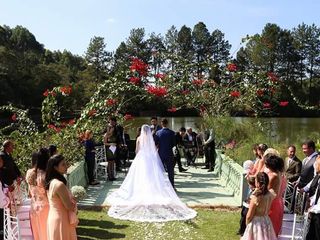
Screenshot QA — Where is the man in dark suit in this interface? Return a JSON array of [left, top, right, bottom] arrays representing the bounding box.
[[202, 129, 216, 172], [0, 140, 22, 187], [297, 140, 318, 188], [285, 145, 302, 183], [150, 116, 162, 135], [304, 155, 320, 240], [156, 118, 175, 188]]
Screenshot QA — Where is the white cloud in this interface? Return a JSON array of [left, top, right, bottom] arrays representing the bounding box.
[[107, 18, 116, 23]]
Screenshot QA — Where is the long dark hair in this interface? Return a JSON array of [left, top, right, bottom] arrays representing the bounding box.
[[48, 144, 57, 156], [254, 172, 269, 196], [45, 154, 67, 190], [265, 154, 284, 173], [36, 148, 50, 172]]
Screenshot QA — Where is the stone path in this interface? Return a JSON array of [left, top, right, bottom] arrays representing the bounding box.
[[79, 158, 239, 208]]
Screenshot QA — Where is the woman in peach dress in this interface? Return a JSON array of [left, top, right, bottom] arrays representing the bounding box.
[[264, 153, 286, 237], [45, 154, 77, 240], [26, 151, 49, 240]]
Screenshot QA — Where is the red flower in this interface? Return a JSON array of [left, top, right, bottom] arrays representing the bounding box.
[[192, 79, 205, 86], [124, 114, 134, 121], [106, 99, 117, 106], [55, 127, 61, 133], [227, 63, 237, 72], [167, 107, 177, 112], [60, 121, 68, 128], [60, 86, 72, 95], [230, 91, 241, 98], [257, 89, 264, 97], [130, 58, 148, 77], [269, 87, 276, 94], [11, 113, 17, 121], [68, 119, 76, 125], [146, 86, 167, 97], [200, 105, 206, 113], [181, 90, 190, 95], [263, 102, 271, 109], [88, 109, 97, 117], [43, 89, 50, 97], [47, 124, 61, 132], [154, 73, 166, 80], [129, 77, 141, 85], [267, 72, 278, 82], [279, 101, 289, 107]]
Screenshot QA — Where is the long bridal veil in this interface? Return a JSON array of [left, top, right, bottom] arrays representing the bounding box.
[[106, 124, 197, 222]]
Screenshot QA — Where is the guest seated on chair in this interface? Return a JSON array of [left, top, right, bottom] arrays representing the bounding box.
[[183, 127, 198, 167]]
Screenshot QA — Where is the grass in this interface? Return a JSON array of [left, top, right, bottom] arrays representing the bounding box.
[[77, 208, 240, 240]]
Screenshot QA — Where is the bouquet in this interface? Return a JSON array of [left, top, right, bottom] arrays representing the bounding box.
[[70, 185, 86, 201]]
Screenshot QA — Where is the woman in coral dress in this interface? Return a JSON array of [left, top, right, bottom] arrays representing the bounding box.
[[46, 154, 77, 240], [242, 172, 277, 240], [26, 148, 50, 240], [264, 153, 286, 237]]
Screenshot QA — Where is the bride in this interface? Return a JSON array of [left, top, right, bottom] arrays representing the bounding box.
[[106, 124, 197, 222]]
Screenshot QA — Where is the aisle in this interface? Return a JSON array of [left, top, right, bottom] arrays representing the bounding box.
[[78, 158, 239, 208]]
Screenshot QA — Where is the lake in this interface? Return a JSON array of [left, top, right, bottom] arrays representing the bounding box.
[[126, 117, 319, 144]]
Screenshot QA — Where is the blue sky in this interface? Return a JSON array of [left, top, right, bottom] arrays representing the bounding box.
[[1, 0, 319, 57]]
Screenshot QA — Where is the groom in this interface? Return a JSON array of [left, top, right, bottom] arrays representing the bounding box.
[[156, 118, 175, 188]]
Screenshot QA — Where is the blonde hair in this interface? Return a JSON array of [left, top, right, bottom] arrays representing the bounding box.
[[263, 148, 280, 158]]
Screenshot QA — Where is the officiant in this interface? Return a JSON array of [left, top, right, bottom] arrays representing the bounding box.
[[104, 116, 124, 181]]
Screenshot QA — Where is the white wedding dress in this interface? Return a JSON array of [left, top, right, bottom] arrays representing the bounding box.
[[106, 124, 197, 222]]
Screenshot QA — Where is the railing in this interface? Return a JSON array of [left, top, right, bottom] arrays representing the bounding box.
[[215, 150, 246, 206], [66, 160, 87, 188]]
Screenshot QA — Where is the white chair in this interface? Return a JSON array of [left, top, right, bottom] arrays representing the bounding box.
[[4, 181, 33, 240], [279, 189, 310, 240], [95, 145, 108, 179]]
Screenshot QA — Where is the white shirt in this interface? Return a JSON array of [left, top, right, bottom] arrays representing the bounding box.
[[309, 185, 320, 214], [204, 129, 214, 145], [303, 152, 318, 166]]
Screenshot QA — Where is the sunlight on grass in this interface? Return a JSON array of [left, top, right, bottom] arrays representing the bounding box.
[[77, 209, 240, 240]]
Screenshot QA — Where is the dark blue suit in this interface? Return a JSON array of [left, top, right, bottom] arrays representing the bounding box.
[[156, 127, 175, 187]]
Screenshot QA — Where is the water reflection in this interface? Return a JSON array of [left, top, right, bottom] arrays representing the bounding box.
[[126, 117, 319, 143]]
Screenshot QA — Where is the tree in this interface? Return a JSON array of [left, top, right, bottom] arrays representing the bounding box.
[[177, 25, 194, 62], [210, 29, 231, 65], [164, 25, 179, 70], [147, 33, 165, 75], [85, 36, 112, 82], [292, 23, 320, 99], [192, 22, 211, 77], [126, 28, 149, 62]]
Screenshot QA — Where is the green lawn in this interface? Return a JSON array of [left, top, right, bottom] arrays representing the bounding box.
[[77, 208, 240, 240]]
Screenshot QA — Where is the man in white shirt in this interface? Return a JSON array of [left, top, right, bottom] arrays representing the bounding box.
[[305, 155, 320, 240]]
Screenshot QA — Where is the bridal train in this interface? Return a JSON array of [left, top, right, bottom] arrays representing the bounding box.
[[106, 124, 197, 222]]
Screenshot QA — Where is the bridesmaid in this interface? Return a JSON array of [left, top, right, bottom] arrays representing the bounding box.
[[45, 155, 77, 240], [252, 144, 268, 175], [264, 153, 286, 237], [34, 148, 50, 240], [25, 152, 39, 238]]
